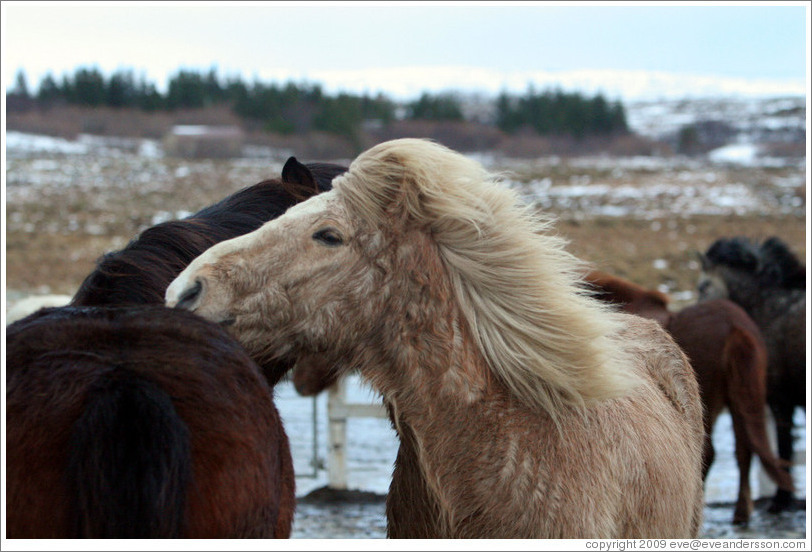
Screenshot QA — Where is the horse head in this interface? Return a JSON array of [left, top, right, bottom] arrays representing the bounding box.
[[697, 236, 805, 302], [168, 138, 637, 418]]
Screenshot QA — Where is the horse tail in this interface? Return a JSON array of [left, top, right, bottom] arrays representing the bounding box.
[[67, 369, 192, 538], [724, 325, 794, 492]]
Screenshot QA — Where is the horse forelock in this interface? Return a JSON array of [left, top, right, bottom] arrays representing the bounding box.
[[705, 237, 760, 271], [338, 139, 638, 418]]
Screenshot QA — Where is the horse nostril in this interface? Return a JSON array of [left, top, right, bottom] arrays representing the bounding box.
[[176, 278, 203, 311]]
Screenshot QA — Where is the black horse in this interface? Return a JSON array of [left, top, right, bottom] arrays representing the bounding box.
[[699, 236, 806, 512]]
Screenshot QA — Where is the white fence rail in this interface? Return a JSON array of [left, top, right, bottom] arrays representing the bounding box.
[[325, 376, 387, 489]]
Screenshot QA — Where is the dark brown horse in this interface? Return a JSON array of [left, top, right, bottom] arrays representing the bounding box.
[[6, 305, 292, 538], [71, 157, 345, 388], [7, 158, 346, 538], [699, 236, 805, 513], [585, 270, 793, 524]]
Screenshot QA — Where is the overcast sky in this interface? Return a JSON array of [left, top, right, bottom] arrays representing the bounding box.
[[2, 2, 808, 101]]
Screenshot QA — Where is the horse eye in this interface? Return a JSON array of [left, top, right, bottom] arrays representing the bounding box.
[[312, 228, 344, 247]]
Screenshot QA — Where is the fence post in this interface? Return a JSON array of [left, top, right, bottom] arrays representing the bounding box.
[[327, 377, 348, 490]]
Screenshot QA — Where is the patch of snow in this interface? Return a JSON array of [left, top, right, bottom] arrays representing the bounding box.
[[708, 143, 760, 165], [171, 125, 211, 136], [138, 139, 163, 158], [174, 166, 191, 178], [5, 131, 89, 155], [6, 294, 73, 325]]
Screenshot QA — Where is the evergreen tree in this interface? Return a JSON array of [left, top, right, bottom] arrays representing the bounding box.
[[408, 92, 464, 121], [203, 67, 224, 104], [496, 87, 628, 138], [166, 70, 207, 109], [496, 92, 522, 133], [36, 73, 61, 103], [11, 70, 30, 98], [107, 69, 137, 108], [314, 93, 362, 137], [71, 67, 107, 106], [134, 74, 164, 111], [360, 93, 395, 124]]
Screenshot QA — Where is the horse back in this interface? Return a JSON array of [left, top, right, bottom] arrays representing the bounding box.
[[584, 270, 671, 327], [6, 306, 293, 538]]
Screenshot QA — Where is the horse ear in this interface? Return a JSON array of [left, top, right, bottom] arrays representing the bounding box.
[[282, 157, 315, 186], [281, 157, 318, 199]]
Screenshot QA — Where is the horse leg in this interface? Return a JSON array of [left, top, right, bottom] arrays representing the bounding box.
[[767, 403, 795, 513], [730, 414, 753, 525], [722, 326, 793, 515]]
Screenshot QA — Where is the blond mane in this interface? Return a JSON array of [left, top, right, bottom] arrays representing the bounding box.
[[335, 139, 639, 417]]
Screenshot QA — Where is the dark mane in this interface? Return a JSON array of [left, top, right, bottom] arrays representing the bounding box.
[[71, 159, 346, 306], [704, 237, 760, 272], [704, 236, 805, 290], [759, 236, 806, 289]]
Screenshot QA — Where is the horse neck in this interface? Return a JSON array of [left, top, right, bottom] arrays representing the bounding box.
[[379, 308, 492, 406], [724, 273, 799, 325], [353, 235, 496, 423]]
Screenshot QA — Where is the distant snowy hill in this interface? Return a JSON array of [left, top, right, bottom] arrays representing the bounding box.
[[305, 67, 806, 104], [625, 96, 805, 141], [624, 96, 805, 166]]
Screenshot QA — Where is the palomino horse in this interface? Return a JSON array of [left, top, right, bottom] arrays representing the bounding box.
[[584, 270, 793, 524], [70, 156, 345, 386], [6, 305, 290, 538], [167, 138, 705, 538], [698, 236, 806, 513]]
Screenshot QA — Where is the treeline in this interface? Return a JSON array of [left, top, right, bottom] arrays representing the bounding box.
[[10, 67, 629, 139], [496, 88, 628, 138]]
